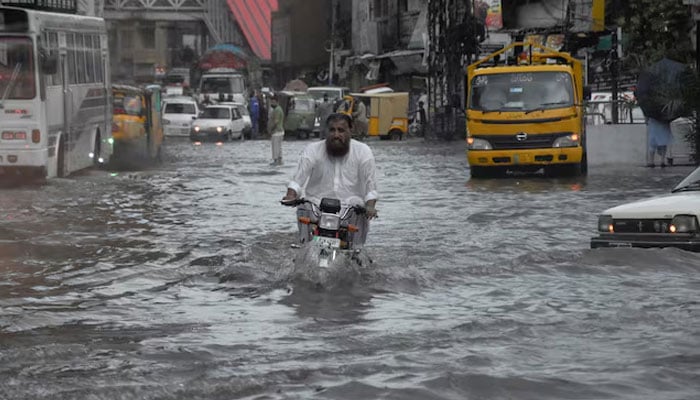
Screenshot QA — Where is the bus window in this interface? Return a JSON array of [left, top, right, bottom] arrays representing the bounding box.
[[114, 95, 142, 116], [0, 36, 36, 99]]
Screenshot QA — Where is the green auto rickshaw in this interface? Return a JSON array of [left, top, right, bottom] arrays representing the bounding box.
[[278, 91, 316, 139]]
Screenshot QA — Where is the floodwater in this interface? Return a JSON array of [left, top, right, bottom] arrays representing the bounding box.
[[1, 138, 699, 400]]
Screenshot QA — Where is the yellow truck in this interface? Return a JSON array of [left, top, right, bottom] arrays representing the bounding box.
[[466, 42, 587, 178]]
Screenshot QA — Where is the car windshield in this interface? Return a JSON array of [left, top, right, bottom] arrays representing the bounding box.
[[0, 36, 36, 100], [470, 71, 574, 112], [201, 107, 230, 119], [672, 166, 700, 192], [308, 90, 339, 101], [164, 102, 196, 114], [293, 98, 315, 111], [114, 95, 142, 116], [201, 76, 244, 93], [236, 105, 249, 116]]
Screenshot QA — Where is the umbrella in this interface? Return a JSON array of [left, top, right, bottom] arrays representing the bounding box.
[[635, 57, 695, 122], [283, 79, 308, 92]]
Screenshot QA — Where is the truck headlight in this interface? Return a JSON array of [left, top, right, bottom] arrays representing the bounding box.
[[216, 126, 223, 133], [163, 119, 171, 125], [553, 134, 580, 148], [467, 137, 492, 150], [670, 215, 698, 233], [598, 215, 613, 233]]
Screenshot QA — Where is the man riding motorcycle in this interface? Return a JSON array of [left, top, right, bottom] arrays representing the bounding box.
[[282, 113, 378, 248]]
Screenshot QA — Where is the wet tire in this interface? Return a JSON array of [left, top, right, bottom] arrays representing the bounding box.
[[57, 137, 66, 178], [389, 129, 402, 141], [92, 134, 101, 167]]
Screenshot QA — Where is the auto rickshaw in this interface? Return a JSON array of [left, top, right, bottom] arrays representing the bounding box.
[[339, 92, 409, 140], [277, 90, 316, 139], [111, 84, 164, 167]]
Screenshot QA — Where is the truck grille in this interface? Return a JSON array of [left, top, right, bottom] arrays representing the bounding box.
[[472, 132, 572, 150], [613, 219, 673, 233]]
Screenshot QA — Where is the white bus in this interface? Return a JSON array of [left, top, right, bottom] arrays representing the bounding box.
[[0, 5, 112, 179]]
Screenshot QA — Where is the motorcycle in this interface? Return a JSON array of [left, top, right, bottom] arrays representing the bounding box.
[[281, 197, 371, 270]]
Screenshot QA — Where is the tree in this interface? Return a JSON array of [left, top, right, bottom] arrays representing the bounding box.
[[607, 0, 694, 72]]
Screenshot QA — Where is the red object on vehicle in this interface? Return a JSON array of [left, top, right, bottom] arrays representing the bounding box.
[[198, 50, 247, 71]]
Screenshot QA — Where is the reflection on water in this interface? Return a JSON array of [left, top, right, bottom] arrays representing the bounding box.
[[1, 139, 699, 399]]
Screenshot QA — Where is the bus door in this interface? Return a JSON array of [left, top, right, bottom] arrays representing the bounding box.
[[59, 32, 71, 167]]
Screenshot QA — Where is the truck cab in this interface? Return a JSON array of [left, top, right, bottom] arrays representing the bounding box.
[[196, 68, 247, 106], [466, 42, 587, 178]]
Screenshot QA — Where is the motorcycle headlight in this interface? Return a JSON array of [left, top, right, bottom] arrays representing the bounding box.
[[467, 137, 492, 150], [319, 214, 340, 230], [553, 134, 580, 148], [193, 126, 200, 132], [670, 215, 698, 233], [216, 126, 223, 133], [598, 215, 614, 233]]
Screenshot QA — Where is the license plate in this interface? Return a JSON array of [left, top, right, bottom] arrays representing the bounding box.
[[313, 236, 340, 248], [610, 242, 633, 248]]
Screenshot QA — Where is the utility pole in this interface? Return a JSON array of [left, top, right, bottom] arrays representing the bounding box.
[[329, 0, 337, 85], [610, 0, 620, 124]]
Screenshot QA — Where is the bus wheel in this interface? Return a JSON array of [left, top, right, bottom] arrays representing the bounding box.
[[57, 138, 66, 178], [389, 129, 402, 141], [92, 133, 101, 167]]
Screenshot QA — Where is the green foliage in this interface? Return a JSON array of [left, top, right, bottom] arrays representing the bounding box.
[[607, 0, 694, 71]]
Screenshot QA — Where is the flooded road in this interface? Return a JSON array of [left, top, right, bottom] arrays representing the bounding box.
[[1, 138, 699, 399]]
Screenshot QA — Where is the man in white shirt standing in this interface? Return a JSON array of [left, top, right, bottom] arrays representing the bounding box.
[[282, 113, 378, 247]]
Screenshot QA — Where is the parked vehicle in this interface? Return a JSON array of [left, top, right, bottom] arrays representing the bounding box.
[[466, 42, 588, 178], [307, 86, 351, 107], [162, 96, 199, 137], [591, 166, 700, 252], [0, 5, 113, 179], [111, 84, 164, 166], [163, 67, 191, 95], [190, 104, 245, 142], [341, 93, 410, 140], [278, 91, 316, 139]]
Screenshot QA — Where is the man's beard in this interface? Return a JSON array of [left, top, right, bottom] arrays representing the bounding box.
[[326, 136, 350, 157]]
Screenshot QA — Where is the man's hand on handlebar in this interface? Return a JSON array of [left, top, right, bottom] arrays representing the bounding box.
[[281, 188, 299, 206], [364, 200, 378, 220]]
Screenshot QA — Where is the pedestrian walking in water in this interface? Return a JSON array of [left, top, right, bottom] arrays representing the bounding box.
[[268, 94, 285, 165], [646, 116, 673, 167], [249, 90, 259, 139], [315, 93, 334, 139]]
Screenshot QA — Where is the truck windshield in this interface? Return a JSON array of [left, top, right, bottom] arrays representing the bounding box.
[[201, 76, 244, 94], [470, 71, 573, 112], [0, 36, 36, 101]]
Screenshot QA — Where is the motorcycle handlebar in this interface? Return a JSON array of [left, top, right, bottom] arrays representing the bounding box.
[[281, 198, 367, 217]]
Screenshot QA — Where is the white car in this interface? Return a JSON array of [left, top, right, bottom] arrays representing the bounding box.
[[219, 102, 253, 139], [162, 97, 199, 137], [190, 105, 245, 142], [591, 166, 700, 251]]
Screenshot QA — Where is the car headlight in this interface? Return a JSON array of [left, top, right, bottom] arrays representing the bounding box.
[[598, 215, 614, 233], [193, 126, 200, 132], [163, 119, 171, 125], [467, 137, 492, 150], [670, 215, 698, 233], [216, 126, 223, 133], [553, 134, 580, 148]]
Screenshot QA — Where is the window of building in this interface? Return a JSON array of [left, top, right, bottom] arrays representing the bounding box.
[[139, 27, 155, 49]]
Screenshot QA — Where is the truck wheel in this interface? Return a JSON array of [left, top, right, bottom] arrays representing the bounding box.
[[470, 166, 503, 179], [389, 129, 402, 141]]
